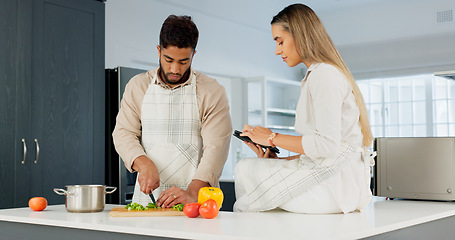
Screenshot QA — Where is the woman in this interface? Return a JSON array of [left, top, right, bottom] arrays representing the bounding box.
[[234, 3, 375, 214]]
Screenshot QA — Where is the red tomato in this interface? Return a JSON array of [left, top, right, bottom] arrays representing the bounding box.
[[183, 203, 201, 218], [29, 197, 47, 211], [199, 199, 219, 219]]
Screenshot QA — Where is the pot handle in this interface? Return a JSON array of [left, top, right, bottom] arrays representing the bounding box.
[[53, 188, 68, 195], [105, 186, 117, 194]]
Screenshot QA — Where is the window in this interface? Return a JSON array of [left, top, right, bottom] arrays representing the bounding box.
[[433, 77, 455, 136], [358, 74, 455, 137]]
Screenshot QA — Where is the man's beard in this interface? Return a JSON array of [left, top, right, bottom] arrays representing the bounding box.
[[159, 62, 191, 86]]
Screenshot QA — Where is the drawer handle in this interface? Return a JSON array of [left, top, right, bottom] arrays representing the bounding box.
[[34, 139, 39, 164], [21, 139, 27, 164]]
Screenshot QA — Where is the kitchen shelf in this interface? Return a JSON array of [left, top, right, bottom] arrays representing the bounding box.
[[267, 108, 296, 116], [249, 108, 295, 116], [267, 125, 295, 130], [248, 109, 262, 114]]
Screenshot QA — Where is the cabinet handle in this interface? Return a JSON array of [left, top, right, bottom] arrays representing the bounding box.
[[34, 139, 39, 164], [21, 139, 27, 164]]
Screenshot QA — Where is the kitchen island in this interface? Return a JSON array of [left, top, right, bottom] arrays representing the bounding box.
[[1, 197, 455, 240]]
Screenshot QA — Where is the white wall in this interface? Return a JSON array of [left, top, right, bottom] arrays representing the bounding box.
[[316, 0, 455, 79], [105, 0, 304, 80], [106, 0, 455, 81]]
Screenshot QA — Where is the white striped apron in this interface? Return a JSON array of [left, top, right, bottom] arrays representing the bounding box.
[[132, 70, 202, 206], [235, 143, 375, 212]]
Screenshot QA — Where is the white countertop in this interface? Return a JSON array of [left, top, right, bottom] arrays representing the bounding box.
[[1, 197, 455, 240]]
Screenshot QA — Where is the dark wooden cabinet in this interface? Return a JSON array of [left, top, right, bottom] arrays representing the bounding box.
[[0, 0, 19, 209], [0, 0, 105, 208]]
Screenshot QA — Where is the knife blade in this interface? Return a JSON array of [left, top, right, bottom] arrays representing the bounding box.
[[149, 193, 157, 205]]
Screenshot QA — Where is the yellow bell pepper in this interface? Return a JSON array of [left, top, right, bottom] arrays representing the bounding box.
[[198, 187, 224, 209]]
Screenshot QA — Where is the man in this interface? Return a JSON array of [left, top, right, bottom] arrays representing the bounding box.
[[113, 15, 232, 208]]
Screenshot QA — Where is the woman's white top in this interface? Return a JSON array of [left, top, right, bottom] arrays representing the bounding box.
[[295, 62, 371, 213], [297, 62, 363, 157], [234, 62, 373, 213]]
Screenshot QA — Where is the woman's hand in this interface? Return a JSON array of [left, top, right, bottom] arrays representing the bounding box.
[[241, 124, 273, 146], [245, 142, 278, 158]]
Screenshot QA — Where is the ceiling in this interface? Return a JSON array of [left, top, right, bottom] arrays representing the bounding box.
[[159, 0, 454, 47], [281, 0, 392, 12], [106, 0, 455, 79], [161, 0, 396, 32]]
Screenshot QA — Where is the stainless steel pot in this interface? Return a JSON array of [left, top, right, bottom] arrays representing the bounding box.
[[53, 185, 117, 213]]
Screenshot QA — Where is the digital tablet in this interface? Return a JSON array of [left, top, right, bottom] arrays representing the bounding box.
[[233, 130, 280, 154]]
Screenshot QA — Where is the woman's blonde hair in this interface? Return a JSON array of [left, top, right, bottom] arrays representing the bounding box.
[[272, 4, 373, 147]]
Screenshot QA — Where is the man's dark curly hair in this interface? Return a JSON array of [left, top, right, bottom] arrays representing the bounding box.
[[159, 15, 199, 50]]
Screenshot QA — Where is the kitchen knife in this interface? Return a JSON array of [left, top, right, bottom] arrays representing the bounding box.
[[150, 193, 157, 205]]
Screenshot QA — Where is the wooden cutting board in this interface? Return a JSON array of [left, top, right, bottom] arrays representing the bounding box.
[[109, 207, 185, 217]]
